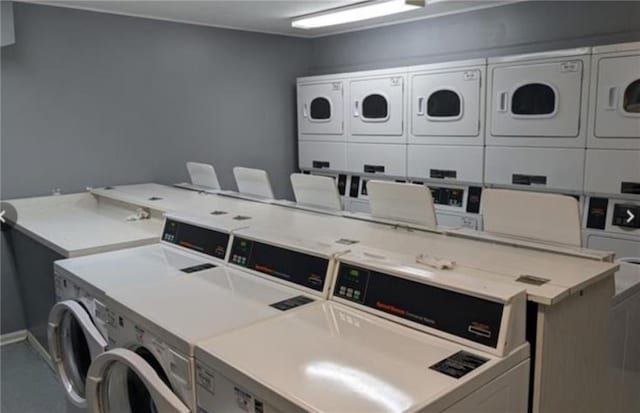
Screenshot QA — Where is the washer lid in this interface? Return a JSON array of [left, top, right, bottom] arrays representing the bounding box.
[[196, 302, 529, 413], [86, 348, 189, 413], [54, 244, 209, 297], [106, 266, 319, 356]]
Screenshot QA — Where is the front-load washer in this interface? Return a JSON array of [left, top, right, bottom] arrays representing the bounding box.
[[194, 248, 530, 413], [47, 211, 252, 412], [82, 233, 349, 413]]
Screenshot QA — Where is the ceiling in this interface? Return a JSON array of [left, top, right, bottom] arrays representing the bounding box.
[[24, 0, 514, 38]]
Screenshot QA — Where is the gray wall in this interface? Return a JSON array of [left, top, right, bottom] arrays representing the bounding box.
[[1, 1, 15, 47], [0, 2, 311, 334], [1, 2, 310, 201], [309, 1, 640, 74]]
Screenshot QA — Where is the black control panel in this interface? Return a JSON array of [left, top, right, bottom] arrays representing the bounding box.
[[162, 219, 229, 259], [334, 264, 504, 348], [349, 176, 360, 198], [229, 237, 329, 292], [586, 197, 609, 230], [337, 174, 347, 196], [430, 186, 464, 208], [466, 186, 482, 214], [613, 203, 640, 229]]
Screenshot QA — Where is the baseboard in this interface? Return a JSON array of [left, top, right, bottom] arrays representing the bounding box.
[[26, 331, 54, 370], [0, 329, 28, 346]]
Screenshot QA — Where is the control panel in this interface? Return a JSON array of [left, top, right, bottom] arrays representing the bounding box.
[[586, 197, 640, 231], [162, 219, 230, 259], [333, 263, 505, 349], [229, 237, 330, 292]]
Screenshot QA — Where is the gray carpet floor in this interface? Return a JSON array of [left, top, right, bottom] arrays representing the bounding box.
[[1, 340, 65, 413]]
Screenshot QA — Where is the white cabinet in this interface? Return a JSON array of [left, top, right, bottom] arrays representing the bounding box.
[[298, 141, 347, 172], [409, 60, 485, 145], [485, 147, 585, 193], [348, 75, 405, 143], [298, 80, 344, 140], [487, 48, 590, 148], [407, 145, 483, 184], [346, 143, 406, 177], [584, 149, 640, 198], [589, 42, 640, 150]]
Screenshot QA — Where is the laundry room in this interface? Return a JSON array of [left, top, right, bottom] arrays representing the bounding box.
[[0, 1, 639, 412]]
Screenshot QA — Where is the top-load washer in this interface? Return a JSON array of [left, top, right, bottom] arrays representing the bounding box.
[[47, 211, 252, 411], [194, 248, 530, 413], [82, 233, 351, 413]]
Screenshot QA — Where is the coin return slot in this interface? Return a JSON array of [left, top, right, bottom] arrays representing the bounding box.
[[516, 275, 550, 286]]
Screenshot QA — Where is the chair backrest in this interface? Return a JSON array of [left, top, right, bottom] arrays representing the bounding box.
[[482, 188, 582, 246], [186, 162, 220, 190], [233, 167, 275, 199], [367, 180, 438, 229], [290, 173, 342, 212]]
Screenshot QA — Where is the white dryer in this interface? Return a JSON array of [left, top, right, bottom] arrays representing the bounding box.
[[83, 234, 350, 412], [194, 249, 530, 413], [486, 47, 591, 148], [47, 211, 251, 411], [588, 41, 640, 150]]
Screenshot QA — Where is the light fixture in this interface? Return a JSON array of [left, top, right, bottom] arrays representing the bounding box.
[[292, 0, 425, 30]]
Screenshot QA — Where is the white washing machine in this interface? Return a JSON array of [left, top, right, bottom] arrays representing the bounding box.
[[47, 211, 251, 412], [609, 259, 640, 413], [486, 47, 591, 148], [588, 41, 640, 150], [194, 249, 530, 413], [83, 232, 350, 412]]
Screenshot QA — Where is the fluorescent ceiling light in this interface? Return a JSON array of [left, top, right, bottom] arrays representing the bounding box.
[[292, 0, 425, 30]]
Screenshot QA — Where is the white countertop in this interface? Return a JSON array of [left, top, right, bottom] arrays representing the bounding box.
[[4, 192, 162, 257]]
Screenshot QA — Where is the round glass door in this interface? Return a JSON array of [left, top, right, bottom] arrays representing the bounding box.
[[623, 79, 640, 113], [86, 348, 189, 413], [48, 300, 108, 407]]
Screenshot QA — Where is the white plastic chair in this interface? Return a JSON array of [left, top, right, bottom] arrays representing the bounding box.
[[367, 180, 438, 230], [186, 162, 220, 190], [482, 188, 582, 246], [233, 167, 275, 199], [290, 173, 342, 212]]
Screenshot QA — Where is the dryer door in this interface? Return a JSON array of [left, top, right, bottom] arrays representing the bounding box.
[[491, 60, 583, 138], [298, 81, 344, 137], [48, 300, 108, 408], [86, 348, 189, 413], [594, 55, 640, 140]]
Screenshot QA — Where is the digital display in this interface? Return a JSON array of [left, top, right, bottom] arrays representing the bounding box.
[[229, 237, 329, 292], [162, 219, 229, 259], [334, 263, 504, 348]]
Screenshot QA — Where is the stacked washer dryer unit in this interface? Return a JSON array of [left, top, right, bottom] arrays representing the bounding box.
[[194, 248, 530, 413], [48, 212, 250, 413], [583, 41, 640, 260], [485, 48, 591, 208], [297, 67, 408, 213], [82, 228, 350, 413], [406, 59, 486, 230]]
